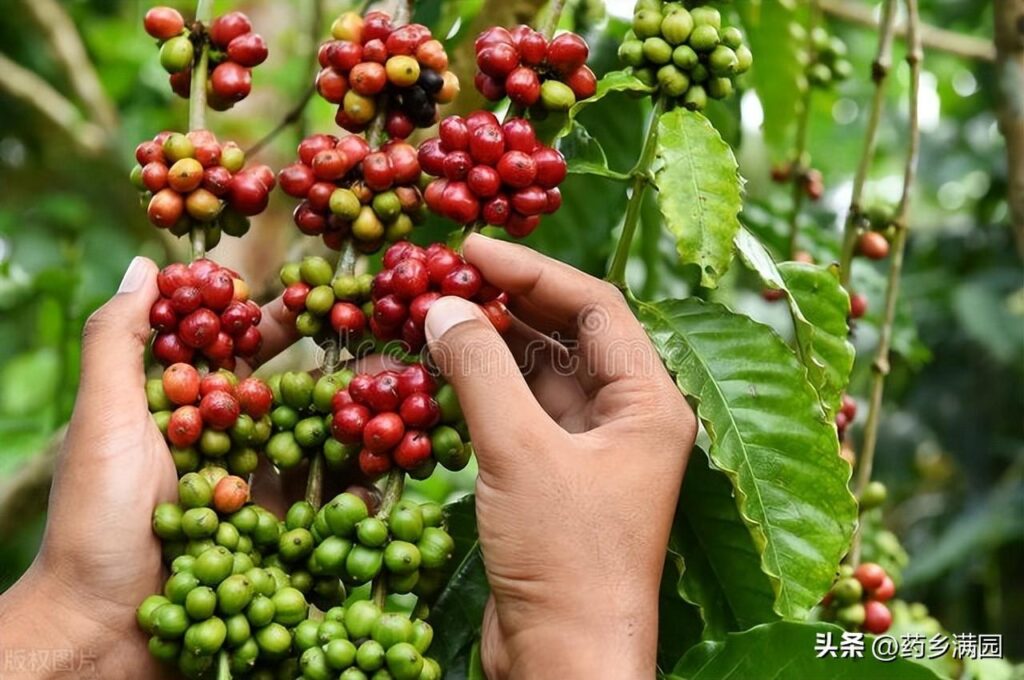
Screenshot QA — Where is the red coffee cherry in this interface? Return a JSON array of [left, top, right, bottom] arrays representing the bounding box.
[[199, 390, 241, 430], [397, 363, 436, 397], [399, 393, 440, 429], [211, 62, 252, 102], [167, 405, 203, 447], [212, 476, 250, 514], [363, 412, 405, 453], [236, 378, 273, 419], [163, 363, 201, 406], [359, 448, 393, 477], [469, 125, 506, 166], [153, 332, 195, 365], [209, 12, 253, 48], [862, 601, 892, 634], [227, 33, 269, 67], [393, 430, 433, 470], [497, 151, 537, 189], [857, 231, 890, 260], [547, 33, 589, 74], [504, 67, 541, 106], [849, 292, 868, 319], [853, 563, 887, 590], [200, 371, 235, 398], [144, 7, 185, 41]]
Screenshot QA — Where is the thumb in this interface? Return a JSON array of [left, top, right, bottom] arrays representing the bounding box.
[[425, 297, 555, 471], [77, 256, 160, 419]]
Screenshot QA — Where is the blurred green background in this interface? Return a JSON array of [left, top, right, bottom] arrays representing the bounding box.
[[0, 0, 1020, 662]]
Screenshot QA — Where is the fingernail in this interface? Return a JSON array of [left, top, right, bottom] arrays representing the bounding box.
[[425, 296, 483, 342], [118, 257, 147, 294]]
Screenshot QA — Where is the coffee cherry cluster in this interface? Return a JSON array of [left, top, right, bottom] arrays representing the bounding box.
[[292, 600, 442, 680], [770, 163, 824, 201], [289, 493, 454, 599], [131, 130, 274, 243], [316, 11, 459, 135], [145, 6, 268, 108], [419, 113, 567, 235], [263, 371, 356, 470], [473, 26, 597, 112], [619, 2, 752, 111], [279, 256, 374, 350], [794, 24, 853, 90], [332, 363, 474, 479], [835, 393, 857, 442], [278, 135, 427, 252], [370, 242, 512, 352], [821, 562, 895, 635], [147, 364, 273, 476], [139, 473, 308, 679], [150, 260, 263, 370]]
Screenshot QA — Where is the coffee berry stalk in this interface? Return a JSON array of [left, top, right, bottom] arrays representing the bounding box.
[[149, 260, 263, 370], [145, 7, 268, 108], [147, 363, 273, 476], [819, 562, 895, 635], [474, 25, 597, 114], [317, 10, 459, 135], [131, 130, 274, 244], [619, 1, 751, 111], [278, 135, 427, 253]]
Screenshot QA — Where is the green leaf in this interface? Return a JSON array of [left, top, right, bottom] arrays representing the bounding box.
[[734, 228, 854, 418], [654, 109, 744, 289], [560, 124, 631, 181], [658, 554, 705, 669], [428, 496, 488, 673], [668, 621, 945, 680], [736, 2, 805, 156], [670, 449, 778, 639], [636, 298, 857, 619], [552, 69, 655, 139]]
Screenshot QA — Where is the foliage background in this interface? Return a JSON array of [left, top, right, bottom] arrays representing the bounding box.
[[0, 0, 1019, 669]]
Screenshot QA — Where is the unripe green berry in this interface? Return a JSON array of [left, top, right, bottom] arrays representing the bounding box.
[[618, 40, 645, 67], [860, 481, 887, 510], [683, 84, 708, 111], [300, 256, 334, 287], [540, 80, 576, 111], [633, 9, 664, 39], [672, 44, 699, 70], [346, 544, 384, 582], [344, 600, 381, 639], [267, 431, 304, 468], [689, 24, 720, 52], [709, 45, 739, 75], [280, 262, 302, 286], [330, 188, 362, 220], [642, 37, 673, 65], [163, 133, 194, 163], [661, 10, 694, 45], [185, 586, 217, 620], [721, 26, 744, 49], [657, 64, 690, 97], [690, 63, 709, 83], [735, 45, 754, 73], [836, 603, 866, 628], [305, 285, 335, 316], [690, 6, 721, 29], [152, 603, 190, 639], [707, 76, 734, 99], [160, 35, 194, 73], [833, 577, 864, 605]]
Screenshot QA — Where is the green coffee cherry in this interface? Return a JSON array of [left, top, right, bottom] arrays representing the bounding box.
[[683, 84, 708, 110], [661, 10, 694, 45], [419, 502, 443, 528], [346, 545, 384, 582], [228, 506, 258, 534], [618, 40, 645, 67], [199, 429, 232, 457], [146, 379, 172, 411], [164, 571, 200, 604], [223, 613, 250, 649], [194, 546, 234, 586], [540, 80, 576, 111], [331, 188, 362, 220], [147, 635, 181, 662], [315, 536, 354, 576], [389, 506, 424, 543], [185, 585, 217, 620], [295, 416, 329, 448], [182, 507, 219, 540], [300, 256, 334, 287], [689, 24, 720, 53], [267, 431, 304, 468], [808, 63, 832, 86], [137, 594, 171, 633], [152, 603, 190, 639], [160, 35, 194, 73], [271, 587, 309, 626], [417, 527, 454, 569], [833, 577, 864, 605], [385, 642, 424, 680], [672, 44, 699, 70], [229, 549, 252, 573], [657, 64, 690, 97], [409, 620, 433, 654], [245, 594, 276, 628], [325, 638, 359, 671], [721, 26, 744, 49], [286, 501, 316, 531], [280, 262, 302, 286], [690, 6, 721, 29], [255, 622, 293, 659], [281, 371, 316, 410], [185, 538, 216, 558], [633, 9, 663, 39], [325, 493, 369, 537], [279, 528, 315, 562], [345, 600, 382, 639], [318, 619, 348, 644], [384, 541, 421, 575], [306, 285, 335, 316], [860, 481, 887, 510], [709, 45, 739, 75], [163, 133, 194, 163], [246, 568, 275, 597], [356, 640, 386, 672], [153, 502, 184, 541], [178, 473, 213, 509], [217, 574, 254, 615], [356, 517, 389, 547], [708, 76, 733, 99], [642, 37, 673, 65], [837, 603, 866, 628], [387, 570, 420, 594], [292, 618, 321, 652], [735, 45, 753, 73], [301, 646, 334, 680], [271, 405, 299, 431]]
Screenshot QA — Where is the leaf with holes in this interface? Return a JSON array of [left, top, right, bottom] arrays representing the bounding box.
[[654, 109, 744, 288], [636, 297, 857, 619]]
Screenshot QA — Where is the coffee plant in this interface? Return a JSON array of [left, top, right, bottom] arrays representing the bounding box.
[[17, 0, 976, 676]]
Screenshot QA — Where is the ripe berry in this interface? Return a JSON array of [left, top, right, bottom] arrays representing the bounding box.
[[442, 151, 473, 181], [853, 563, 887, 590], [228, 174, 270, 216], [393, 431, 433, 470], [497, 151, 537, 189], [439, 116, 470, 151], [504, 67, 541, 106], [478, 43, 520, 78], [236, 379, 273, 419], [519, 31, 547, 65], [202, 166, 233, 196], [179, 308, 221, 348], [467, 165, 501, 198], [144, 7, 185, 41], [350, 62, 388, 95], [359, 448, 392, 477], [871, 576, 895, 602], [227, 33, 269, 67], [163, 363, 201, 406], [399, 393, 440, 428], [153, 332, 195, 365], [362, 152, 395, 191], [857, 231, 890, 260], [171, 286, 203, 315], [441, 264, 483, 298], [849, 292, 868, 319], [391, 259, 430, 300], [316, 68, 349, 104], [363, 413, 405, 453], [150, 298, 177, 331], [212, 476, 250, 514], [502, 119, 537, 152], [565, 65, 597, 99], [200, 270, 235, 311], [544, 188, 562, 214], [862, 601, 892, 634], [547, 33, 589, 74], [148, 189, 185, 229], [168, 406, 203, 447], [367, 373, 402, 412], [532, 148, 567, 189], [210, 62, 252, 102], [397, 364, 436, 397], [506, 212, 540, 237], [330, 302, 367, 334], [512, 186, 549, 216], [210, 12, 253, 47], [408, 292, 440, 326], [199, 391, 240, 430], [482, 195, 511, 225], [332, 403, 372, 444], [373, 295, 407, 329], [440, 181, 480, 224], [298, 134, 337, 165], [466, 110, 500, 132], [278, 163, 316, 198], [469, 125, 505, 166]]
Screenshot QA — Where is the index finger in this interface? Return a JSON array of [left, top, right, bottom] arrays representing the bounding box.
[[462, 234, 659, 388]]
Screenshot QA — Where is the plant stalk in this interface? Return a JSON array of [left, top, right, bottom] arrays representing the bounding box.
[[786, 2, 820, 259], [540, 0, 568, 39], [606, 97, 666, 288], [850, 0, 922, 566], [838, 0, 897, 286], [370, 469, 405, 608], [305, 452, 325, 510], [217, 650, 231, 680], [188, 0, 215, 261]]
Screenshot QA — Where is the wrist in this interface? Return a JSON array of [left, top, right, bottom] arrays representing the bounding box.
[[493, 588, 659, 680]]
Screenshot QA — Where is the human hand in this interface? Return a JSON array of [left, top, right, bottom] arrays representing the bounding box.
[[0, 257, 297, 679], [423, 234, 696, 680]]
